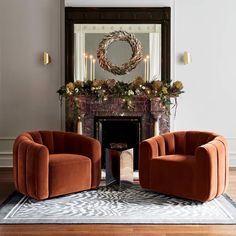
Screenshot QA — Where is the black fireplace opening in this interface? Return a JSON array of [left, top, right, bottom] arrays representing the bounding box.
[[94, 116, 142, 170]]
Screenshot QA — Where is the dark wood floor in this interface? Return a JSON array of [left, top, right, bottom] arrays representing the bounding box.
[[0, 168, 236, 236]]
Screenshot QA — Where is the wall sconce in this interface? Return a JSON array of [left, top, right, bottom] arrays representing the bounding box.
[[183, 51, 191, 65], [43, 52, 51, 65]]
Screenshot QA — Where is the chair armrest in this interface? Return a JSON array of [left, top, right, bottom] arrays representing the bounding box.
[[14, 138, 49, 200], [139, 137, 162, 189], [195, 138, 229, 201], [195, 142, 219, 201], [64, 133, 101, 188]]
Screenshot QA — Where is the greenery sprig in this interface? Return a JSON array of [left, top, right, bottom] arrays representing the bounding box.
[[57, 77, 184, 117]]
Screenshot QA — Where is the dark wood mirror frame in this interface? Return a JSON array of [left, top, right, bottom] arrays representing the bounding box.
[[65, 7, 171, 83]]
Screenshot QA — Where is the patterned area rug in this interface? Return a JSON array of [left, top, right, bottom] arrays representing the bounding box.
[[0, 184, 236, 224]]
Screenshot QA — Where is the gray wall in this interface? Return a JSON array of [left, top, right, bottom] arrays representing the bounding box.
[[0, 0, 63, 166], [85, 33, 149, 82]]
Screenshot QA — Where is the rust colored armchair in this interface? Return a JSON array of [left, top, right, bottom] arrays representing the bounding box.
[[139, 131, 228, 202], [13, 131, 101, 200]]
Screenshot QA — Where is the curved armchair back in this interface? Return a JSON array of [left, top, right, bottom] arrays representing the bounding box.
[[16, 131, 96, 154], [150, 131, 219, 156], [13, 131, 101, 200], [139, 131, 229, 202]]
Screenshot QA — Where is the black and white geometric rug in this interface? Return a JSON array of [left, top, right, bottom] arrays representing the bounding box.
[[0, 184, 236, 224]]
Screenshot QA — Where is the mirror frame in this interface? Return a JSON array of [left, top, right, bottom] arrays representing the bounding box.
[[65, 7, 171, 83]]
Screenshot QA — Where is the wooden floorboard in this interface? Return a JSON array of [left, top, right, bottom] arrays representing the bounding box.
[[0, 168, 236, 236]]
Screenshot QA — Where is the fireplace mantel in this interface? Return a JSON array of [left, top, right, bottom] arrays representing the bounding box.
[[66, 95, 170, 140]]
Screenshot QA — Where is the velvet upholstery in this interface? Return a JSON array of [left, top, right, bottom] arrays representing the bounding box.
[[139, 131, 228, 202], [13, 131, 101, 200]]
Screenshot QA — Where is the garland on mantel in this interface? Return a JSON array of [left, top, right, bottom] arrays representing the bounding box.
[[57, 77, 184, 117]]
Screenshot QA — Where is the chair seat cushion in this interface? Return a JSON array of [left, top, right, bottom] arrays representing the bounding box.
[[150, 155, 196, 199], [154, 154, 195, 163], [49, 154, 91, 197]]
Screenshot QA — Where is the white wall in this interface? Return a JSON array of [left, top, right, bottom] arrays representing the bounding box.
[[175, 0, 236, 166], [0, 0, 64, 166]]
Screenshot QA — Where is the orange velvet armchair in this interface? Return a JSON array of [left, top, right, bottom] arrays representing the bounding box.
[[13, 131, 101, 200], [139, 131, 229, 202]]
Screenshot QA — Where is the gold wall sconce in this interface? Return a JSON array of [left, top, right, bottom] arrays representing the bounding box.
[[183, 51, 191, 65], [43, 52, 51, 65]]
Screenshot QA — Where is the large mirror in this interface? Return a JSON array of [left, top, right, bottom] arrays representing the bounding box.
[[74, 24, 161, 82], [65, 7, 170, 83]]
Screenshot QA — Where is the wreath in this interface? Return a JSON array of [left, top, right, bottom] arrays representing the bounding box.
[[97, 31, 143, 75]]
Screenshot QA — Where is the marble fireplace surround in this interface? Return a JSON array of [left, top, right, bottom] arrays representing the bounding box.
[[66, 95, 170, 170], [71, 96, 170, 139]]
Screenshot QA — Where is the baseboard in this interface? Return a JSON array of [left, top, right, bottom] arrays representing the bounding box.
[[229, 153, 236, 167], [0, 152, 13, 167], [0, 137, 14, 167]]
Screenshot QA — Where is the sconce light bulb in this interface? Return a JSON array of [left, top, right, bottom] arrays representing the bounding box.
[[183, 51, 191, 65], [146, 55, 150, 59], [90, 55, 93, 59], [144, 58, 147, 62], [93, 59, 96, 63], [43, 52, 51, 65]]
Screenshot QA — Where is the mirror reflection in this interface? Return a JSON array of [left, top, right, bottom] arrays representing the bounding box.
[[74, 24, 161, 82], [106, 41, 132, 65]]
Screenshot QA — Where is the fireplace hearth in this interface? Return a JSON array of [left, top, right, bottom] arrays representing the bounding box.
[[95, 116, 141, 170]]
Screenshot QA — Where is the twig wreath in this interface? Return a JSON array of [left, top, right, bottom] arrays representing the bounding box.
[[97, 31, 143, 75]]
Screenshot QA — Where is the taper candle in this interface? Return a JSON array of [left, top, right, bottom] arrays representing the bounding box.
[[85, 54, 88, 81], [146, 55, 150, 82], [90, 55, 93, 81], [144, 58, 147, 82], [92, 59, 96, 81]]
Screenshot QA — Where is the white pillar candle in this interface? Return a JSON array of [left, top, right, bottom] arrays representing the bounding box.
[[92, 59, 96, 81], [90, 55, 93, 81], [144, 58, 147, 82], [154, 119, 159, 136], [77, 117, 83, 135]]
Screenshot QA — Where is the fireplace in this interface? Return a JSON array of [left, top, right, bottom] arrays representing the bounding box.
[[94, 116, 141, 170], [66, 96, 170, 171]]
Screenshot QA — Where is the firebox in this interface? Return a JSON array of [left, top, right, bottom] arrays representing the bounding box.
[[94, 116, 142, 170]]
